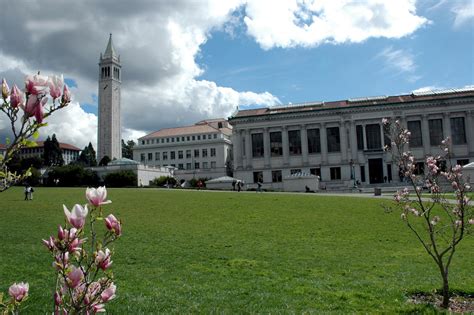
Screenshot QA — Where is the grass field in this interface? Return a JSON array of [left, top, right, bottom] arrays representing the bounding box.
[[0, 187, 472, 313]]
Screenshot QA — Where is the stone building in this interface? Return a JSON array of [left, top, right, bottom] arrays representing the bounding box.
[[133, 119, 233, 181], [98, 34, 122, 161], [229, 88, 474, 191]]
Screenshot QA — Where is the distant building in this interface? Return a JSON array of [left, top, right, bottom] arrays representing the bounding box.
[[18, 141, 81, 165], [133, 119, 233, 181], [0, 143, 6, 158], [229, 88, 474, 191]]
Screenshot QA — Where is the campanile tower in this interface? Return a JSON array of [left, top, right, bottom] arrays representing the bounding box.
[[98, 34, 122, 161]]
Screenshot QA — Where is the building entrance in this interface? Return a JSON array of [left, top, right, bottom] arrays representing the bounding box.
[[368, 158, 384, 184]]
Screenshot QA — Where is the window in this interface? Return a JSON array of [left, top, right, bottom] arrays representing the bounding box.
[[170, 151, 175, 160], [182, 137, 185, 141], [162, 152, 168, 160], [360, 166, 366, 182], [327, 127, 340, 152], [211, 161, 216, 168], [270, 131, 282, 156], [290, 169, 302, 175], [166, 138, 169, 143], [171, 138, 175, 142], [210, 148, 216, 157], [161, 139, 164, 143], [140, 153, 145, 162], [365, 124, 381, 150], [146, 140, 149, 144], [186, 150, 191, 158], [252, 133, 264, 157], [356, 125, 364, 150], [194, 149, 199, 158], [407, 121, 422, 147], [176, 137, 180, 142], [288, 130, 301, 155], [197, 135, 201, 140], [178, 164, 184, 170], [429, 119, 443, 146], [253, 171, 263, 183], [192, 136, 195, 141], [451, 117, 466, 145], [457, 159, 469, 166], [414, 162, 424, 175], [194, 162, 200, 169], [178, 151, 183, 159], [307, 128, 321, 154], [213, 134, 217, 139], [148, 153, 153, 161], [203, 162, 208, 169], [155, 152, 160, 160], [387, 164, 392, 182], [187, 136, 190, 141], [202, 149, 208, 157], [330, 167, 341, 180], [272, 170, 282, 182], [310, 168, 321, 177]]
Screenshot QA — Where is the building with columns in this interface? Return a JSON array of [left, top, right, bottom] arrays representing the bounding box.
[[98, 34, 122, 161], [133, 119, 233, 181], [229, 88, 474, 190]]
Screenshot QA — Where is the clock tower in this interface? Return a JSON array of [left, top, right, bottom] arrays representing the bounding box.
[[98, 33, 122, 161]]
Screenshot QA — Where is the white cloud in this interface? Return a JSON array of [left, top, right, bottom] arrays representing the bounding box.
[[243, 0, 429, 49], [452, 1, 474, 28], [377, 46, 420, 82]]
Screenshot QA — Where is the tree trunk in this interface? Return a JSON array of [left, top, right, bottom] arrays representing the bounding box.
[[441, 270, 450, 308]]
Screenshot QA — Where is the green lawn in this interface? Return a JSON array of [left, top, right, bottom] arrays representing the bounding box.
[[0, 187, 472, 313]]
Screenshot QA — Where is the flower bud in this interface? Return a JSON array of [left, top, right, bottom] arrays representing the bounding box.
[[1, 78, 9, 99]]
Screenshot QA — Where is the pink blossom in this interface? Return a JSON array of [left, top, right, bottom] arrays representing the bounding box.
[[430, 216, 440, 225], [401, 213, 407, 220], [42, 235, 56, 251], [93, 303, 106, 312], [382, 118, 388, 125], [86, 186, 111, 207], [101, 283, 116, 302], [105, 214, 122, 236], [8, 282, 29, 302], [23, 93, 48, 123], [10, 84, 24, 108], [2, 78, 9, 99], [58, 225, 66, 240], [63, 204, 88, 229], [68, 237, 83, 254], [469, 219, 474, 225], [85, 282, 101, 305], [25, 74, 49, 95], [48, 74, 63, 100], [61, 84, 71, 104], [54, 291, 62, 306], [67, 267, 84, 288], [95, 248, 113, 270]]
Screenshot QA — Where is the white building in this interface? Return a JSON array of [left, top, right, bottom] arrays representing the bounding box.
[[229, 88, 474, 191], [98, 34, 122, 161], [0, 144, 5, 158], [133, 119, 233, 181], [18, 141, 81, 165]]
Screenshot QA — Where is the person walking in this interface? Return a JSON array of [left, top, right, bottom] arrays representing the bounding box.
[[24, 185, 29, 201], [28, 186, 34, 200]]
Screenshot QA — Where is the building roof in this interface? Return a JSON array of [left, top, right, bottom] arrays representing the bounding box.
[[103, 33, 117, 59], [141, 120, 232, 140], [230, 87, 474, 119], [0, 143, 6, 150], [108, 158, 139, 166], [34, 141, 81, 151]]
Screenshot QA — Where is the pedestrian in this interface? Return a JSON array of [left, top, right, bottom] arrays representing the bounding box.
[[232, 180, 236, 191], [237, 180, 241, 192], [29, 186, 34, 200], [257, 181, 262, 193], [24, 185, 29, 201]]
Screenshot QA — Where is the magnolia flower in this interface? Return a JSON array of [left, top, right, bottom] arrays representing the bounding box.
[[42, 235, 56, 251], [85, 282, 101, 305], [95, 248, 113, 270], [105, 214, 122, 236], [61, 84, 71, 104], [469, 219, 474, 225], [67, 267, 84, 288], [68, 237, 84, 254], [93, 303, 106, 312], [9, 84, 23, 109], [25, 74, 49, 95], [23, 93, 48, 123], [54, 291, 62, 306], [63, 204, 88, 229], [58, 225, 65, 240], [9, 282, 29, 302], [101, 283, 116, 302], [48, 74, 63, 99], [381, 118, 388, 125], [2, 78, 10, 99], [455, 220, 462, 227], [86, 186, 112, 207], [430, 216, 440, 226]]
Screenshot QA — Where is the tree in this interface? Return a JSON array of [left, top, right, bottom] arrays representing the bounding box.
[[44, 134, 64, 166], [77, 142, 97, 167], [99, 155, 111, 166], [121, 139, 135, 159], [383, 118, 473, 309], [104, 170, 137, 187]]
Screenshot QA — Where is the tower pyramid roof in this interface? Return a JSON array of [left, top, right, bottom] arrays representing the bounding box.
[[103, 33, 118, 59]]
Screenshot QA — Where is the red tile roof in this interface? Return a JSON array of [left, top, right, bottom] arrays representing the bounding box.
[[35, 141, 81, 151], [0, 143, 6, 150], [141, 120, 232, 139]]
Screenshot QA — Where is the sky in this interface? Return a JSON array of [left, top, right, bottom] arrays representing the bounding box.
[[0, 0, 473, 150]]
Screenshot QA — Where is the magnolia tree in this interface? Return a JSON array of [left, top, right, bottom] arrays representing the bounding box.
[[383, 118, 473, 308], [0, 74, 71, 191]]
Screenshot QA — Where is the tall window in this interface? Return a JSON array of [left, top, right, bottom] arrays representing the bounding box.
[[210, 148, 216, 157], [252, 133, 264, 157], [202, 149, 208, 157], [194, 149, 199, 158], [147, 153, 153, 160], [170, 151, 175, 160], [194, 162, 200, 169], [429, 119, 443, 146], [162, 152, 168, 160], [330, 167, 341, 180], [155, 152, 160, 160], [288, 130, 301, 155], [211, 161, 216, 168], [310, 168, 321, 177], [270, 132, 282, 156], [178, 151, 183, 159], [407, 121, 422, 147], [253, 171, 263, 183], [356, 125, 364, 150], [307, 128, 321, 154], [186, 150, 191, 158], [365, 124, 382, 150], [327, 127, 340, 152], [450, 117, 466, 145], [140, 153, 145, 162], [272, 170, 282, 182]]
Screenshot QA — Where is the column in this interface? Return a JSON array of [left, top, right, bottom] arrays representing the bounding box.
[[340, 121, 348, 162], [466, 111, 474, 154], [320, 123, 328, 164], [245, 130, 252, 169], [263, 127, 271, 168], [233, 130, 242, 170], [362, 124, 367, 150], [301, 124, 309, 166], [379, 123, 385, 149], [282, 126, 289, 166], [421, 115, 430, 156], [349, 121, 358, 163], [443, 113, 451, 143]]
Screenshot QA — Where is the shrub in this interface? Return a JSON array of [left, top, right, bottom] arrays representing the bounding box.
[[104, 170, 137, 187], [150, 176, 176, 187]]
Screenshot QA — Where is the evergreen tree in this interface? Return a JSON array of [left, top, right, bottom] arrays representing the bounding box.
[[99, 155, 111, 166], [121, 139, 135, 159], [43, 134, 64, 166], [78, 142, 97, 167]]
